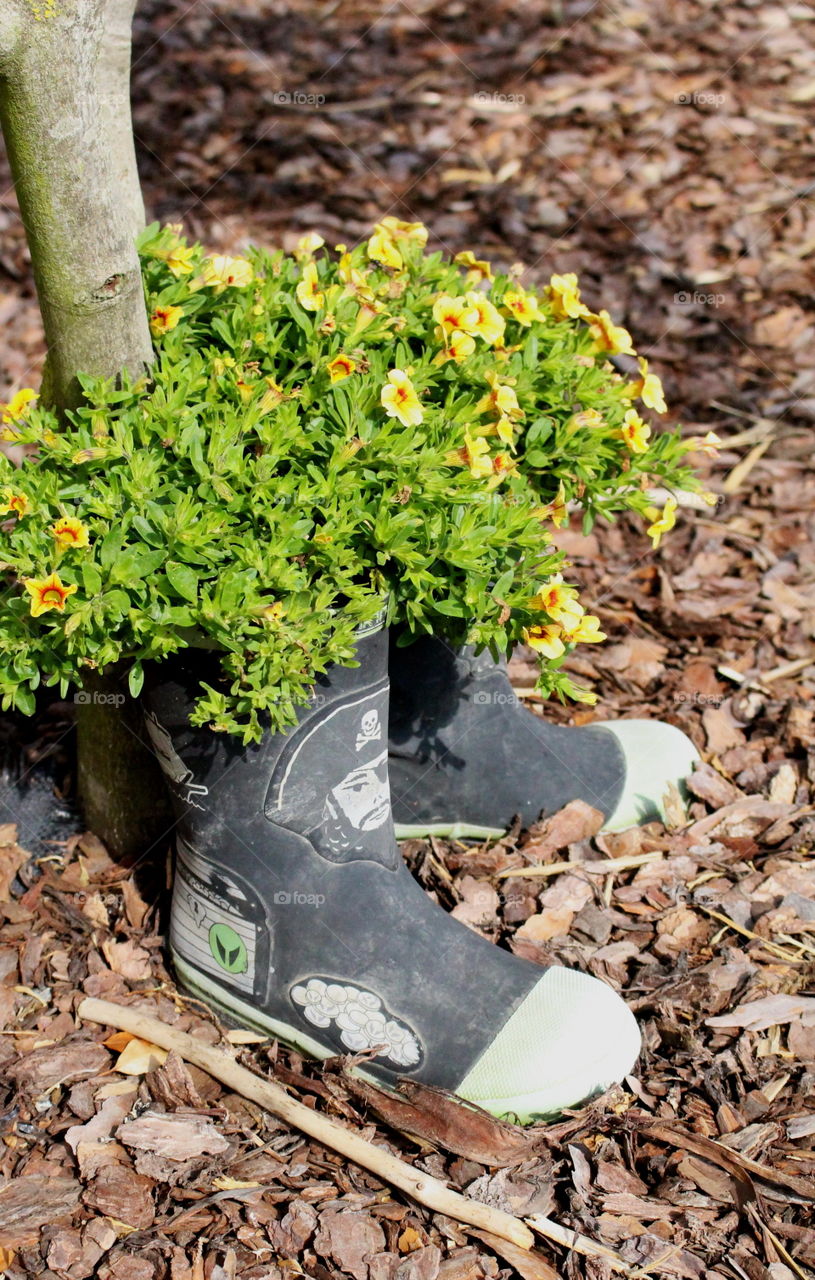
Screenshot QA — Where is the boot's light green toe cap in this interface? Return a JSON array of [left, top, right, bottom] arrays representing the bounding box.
[[601, 719, 700, 833], [456, 967, 641, 1124]]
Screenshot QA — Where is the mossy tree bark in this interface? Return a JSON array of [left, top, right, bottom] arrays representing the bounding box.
[[0, 1, 173, 859]]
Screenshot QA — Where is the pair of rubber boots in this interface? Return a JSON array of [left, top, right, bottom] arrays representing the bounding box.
[[143, 618, 698, 1124]]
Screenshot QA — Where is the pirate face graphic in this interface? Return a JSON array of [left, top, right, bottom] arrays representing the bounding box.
[[324, 748, 390, 834], [266, 689, 397, 867]]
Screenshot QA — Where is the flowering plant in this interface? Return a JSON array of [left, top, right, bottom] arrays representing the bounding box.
[[0, 220, 709, 740]]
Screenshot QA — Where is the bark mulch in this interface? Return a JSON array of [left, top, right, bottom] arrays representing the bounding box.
[[1, 1, 814, 1277]]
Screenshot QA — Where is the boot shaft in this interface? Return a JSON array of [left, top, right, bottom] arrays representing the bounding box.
[[143, 611, 397, 869]]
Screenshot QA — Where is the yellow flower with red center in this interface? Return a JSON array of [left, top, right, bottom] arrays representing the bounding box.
[[1, 389, 37, 424], [294, 231, 325, 259], [569, 408, 605, 430], [51, 517, 89, 549], [367, 228, 403, 270], [620, 409, 651, 454], [23, 572, 78, 618], [454, 250, 493, 282], [545, 272, 590, 321], [646, 497, 677, 549], [446, 430, 493, 479], [522, 623, 565, 659], [296, 261, 325, 312], [477, 370, 524, 421], [434, 329, 476, 364], [528, 574, 584, 627], [487, 451, 517, 486], [432, 294, 481, 335], [586, 309, 635, 356], [561, 613, 606, 644], [235, 378, 256, 402], [685, 431, 721, 456], [149, 304, 184, 336], [380, 370, 423, 427], [1, 490, 30, 517], [262, 601, 286, 622], [200, 255, 254, 292], [537, 481, 568, 528], [463, 291, 505, 345], [327, 354, 357, 383], [503, 289, 546, 326]]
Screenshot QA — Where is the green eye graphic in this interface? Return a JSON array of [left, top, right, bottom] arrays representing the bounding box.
[[208, 922, 248, 974]]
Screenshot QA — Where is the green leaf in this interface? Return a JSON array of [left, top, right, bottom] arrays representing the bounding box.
[[128, 663, 145, 698], [166, 560, 199, 603]]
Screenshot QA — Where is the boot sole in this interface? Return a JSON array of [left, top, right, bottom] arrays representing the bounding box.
[[172, 954, 625, 1125]]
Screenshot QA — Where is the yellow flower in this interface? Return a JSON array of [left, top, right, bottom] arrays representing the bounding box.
[[295, 231, 325, 258], [367, 228, 403, 270], [434, 328, 476, 364], [537, 482, 568, 528], [620, 409, 651, 454], [432, 294, 481, 335], [685, 431, 721, 456], [464, 292, 505, 344], [454, 250, 493, 282], [568, 408, 605, 430], [1, 490, 30, 517], [327, 354, 357, 383], [646, 497, 677, 549], [338, 254, 374, 299], [492, 416, 517, 447], [1, 389, 37, 424], [488, 451, 517, 486], [503, 289, 545, 326], [522, 623, 565, 660], [258, 377, 286, 413], [545, 272, 590, 321], [200, 255, 254, 292], [235, 378, 256, 402], [351, 299, 384, 335], [380, 369, 423, 427], [477, 370, 523, 421], [586, 310, 635, 356], [296, 261, 325, 312], [528, 574, 584, 627], [165, 244, 196, 277], [446, 431, 493, 479], [626, 357, 667, 413], [377, 216, 428, 247], [562, 613, 606, 644], [23, 572, 78, 618], [262, 601, 286, 622], [51, 517, 89, 549], [149, 304, 184, 336]]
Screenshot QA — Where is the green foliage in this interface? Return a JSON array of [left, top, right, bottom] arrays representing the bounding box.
[[0, 221, 705, 739]]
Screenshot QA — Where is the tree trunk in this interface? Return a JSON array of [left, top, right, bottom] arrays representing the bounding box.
[[0, 0, 152, 408], [0, 1, 172, 860]]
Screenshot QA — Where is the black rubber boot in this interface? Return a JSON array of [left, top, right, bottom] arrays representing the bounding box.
[[143, 620, 640, 1122], [388, 635, 699, 839]]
